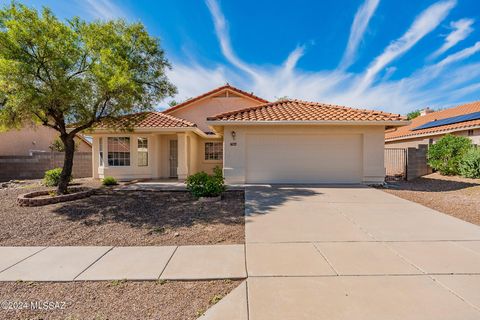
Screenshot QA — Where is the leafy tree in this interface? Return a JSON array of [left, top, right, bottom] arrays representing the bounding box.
[[427, 134, 472, 175], [406, 109, 421, 120], [168, 100, 178, 107], [0, 3, 176, 193]]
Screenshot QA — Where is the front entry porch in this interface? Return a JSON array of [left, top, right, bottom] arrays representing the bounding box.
[[91, 131, 223, 181], [119, 179, 187, 191]]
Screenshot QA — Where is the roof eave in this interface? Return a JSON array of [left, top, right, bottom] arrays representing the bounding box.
[[88, 127, 216, 138], [385, 124, 480, 142], [206, 120, 411, 127]]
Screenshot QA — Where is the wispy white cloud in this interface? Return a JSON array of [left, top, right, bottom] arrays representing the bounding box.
[[81, 0, 127, 20], [339, 0, 380, 70], [436, 41, 480, 67], [357, 0, 456, 93], [405, 41, 480, 88], [166, 63, 230, 99], [205, 0, 260, 79], [430, 18, 475, 59], [282, 46, 306, 76], [168, 0, 480, 115]]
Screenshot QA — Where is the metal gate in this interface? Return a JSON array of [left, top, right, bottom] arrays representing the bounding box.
[[385, 148, 407, 181], [169, 140, 178, 178]]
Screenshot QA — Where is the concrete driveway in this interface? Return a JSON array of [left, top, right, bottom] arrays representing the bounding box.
[[205, 185, 480, 320]]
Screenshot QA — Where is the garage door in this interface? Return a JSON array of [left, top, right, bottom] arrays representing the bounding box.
[[245, 134, 363, 183]]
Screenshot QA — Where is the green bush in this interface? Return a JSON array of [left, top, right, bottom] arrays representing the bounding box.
[[185, 166, 226, 198], [427, 134, 472, 175], [44, 168, 72, 187], [102, 176, 118, 186], [459, 147, 480, 178]]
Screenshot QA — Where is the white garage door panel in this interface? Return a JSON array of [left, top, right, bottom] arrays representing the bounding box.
[[246, 134, 363, 183]]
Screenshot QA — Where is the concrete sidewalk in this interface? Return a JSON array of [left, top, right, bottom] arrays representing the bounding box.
[[0, 244, 246, 281]]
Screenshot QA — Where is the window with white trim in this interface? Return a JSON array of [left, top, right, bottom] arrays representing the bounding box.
[[137, 137, 148, 166], [205, 142, 223, 160], [99, 137, 104, 166], [107, 137, 130, 166]]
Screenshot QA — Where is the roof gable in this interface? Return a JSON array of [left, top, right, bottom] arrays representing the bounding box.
[[162, 84, 268, 114], [386, 101, 480, 140], [207, 100, 406, 123]]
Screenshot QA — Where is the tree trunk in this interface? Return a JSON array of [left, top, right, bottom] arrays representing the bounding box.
[[57, 135, 75, 195]]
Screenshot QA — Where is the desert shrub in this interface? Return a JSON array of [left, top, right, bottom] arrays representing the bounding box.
[[427, 134, 472, 175], [459, 147, 480, 178], [102, 176, 118, 186], [185, 166, 226, 198], [44, 168, 72, 187]]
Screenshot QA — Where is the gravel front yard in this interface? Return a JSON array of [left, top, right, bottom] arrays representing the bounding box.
[[0, 179, 245, 246], [0, 280, 241, 320], [381, 173, 480, 225]]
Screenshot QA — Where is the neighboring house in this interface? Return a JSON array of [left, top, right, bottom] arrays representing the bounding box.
[[0, 125, 91, 156], [89, 84, 407, 184], [385, 101, 480, 148]]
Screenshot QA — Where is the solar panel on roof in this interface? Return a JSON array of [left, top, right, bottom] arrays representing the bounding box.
[[413, 111, 480, 131]]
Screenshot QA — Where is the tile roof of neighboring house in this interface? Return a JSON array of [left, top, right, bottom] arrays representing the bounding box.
[[385, 101, 480, 141], [207, 100, 406, 123], [162, 84, 269, 114], [76, 134, 92, 147], [94, 112, 196, 129]]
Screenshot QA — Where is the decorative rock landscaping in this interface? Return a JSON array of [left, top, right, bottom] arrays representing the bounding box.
[[198, 195, 222, 202], [17, 187, 95, 207]]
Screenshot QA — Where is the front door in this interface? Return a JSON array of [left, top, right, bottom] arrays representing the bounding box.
[[169, 140, 178, 178]]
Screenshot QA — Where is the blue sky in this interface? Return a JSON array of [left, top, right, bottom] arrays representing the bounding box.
[[3, 0, 480, 114]]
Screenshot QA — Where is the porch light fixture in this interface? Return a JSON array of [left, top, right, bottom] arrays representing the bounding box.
[[231, 130, 236, 140]]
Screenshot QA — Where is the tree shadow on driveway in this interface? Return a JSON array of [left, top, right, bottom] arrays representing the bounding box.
[[245, 185, 324, 215]]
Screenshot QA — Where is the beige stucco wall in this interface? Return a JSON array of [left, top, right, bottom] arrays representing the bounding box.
[[92, 133, 160, 180], [0, 125, 91, 156], [222, 125, 386, 184], [91, 131, 223, 181], [385, 129, 480, 148], [90, 125, 387, 184], [197, 137, 223, 174], [167, 96, 261, 132]]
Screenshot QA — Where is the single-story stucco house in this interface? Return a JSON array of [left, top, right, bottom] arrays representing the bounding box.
[[386, 101, 480, 148], [89, 85, 408, 184], [0, 125, 91, 156]]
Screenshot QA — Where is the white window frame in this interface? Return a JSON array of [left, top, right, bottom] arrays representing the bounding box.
[[137, 137, 148, 167], [107, 137, 131, 167], [204, 142, 223, 161]]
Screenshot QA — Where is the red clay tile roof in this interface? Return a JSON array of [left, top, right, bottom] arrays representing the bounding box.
[[385, 101, 480, 141], [162, 84, 269, 114], [94, 112, 196, 129], [207, 100, 406, 123]]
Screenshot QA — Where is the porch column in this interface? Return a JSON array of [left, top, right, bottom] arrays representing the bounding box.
[[177, 133, 189, 180]]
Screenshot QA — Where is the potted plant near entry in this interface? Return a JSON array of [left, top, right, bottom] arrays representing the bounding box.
[[185, 166, 226, 202]]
